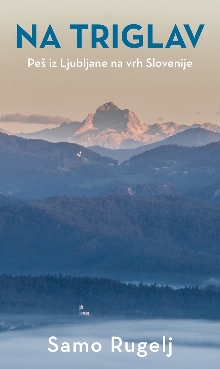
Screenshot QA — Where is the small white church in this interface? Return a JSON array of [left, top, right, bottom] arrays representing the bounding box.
[[79, 304, 90, 316]]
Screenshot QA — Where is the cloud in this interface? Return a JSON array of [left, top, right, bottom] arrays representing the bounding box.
[[196, 111, 206, 115], [0, 114, 72, 125], [216, 111, 220, 116], [157, 117, 165, 121]]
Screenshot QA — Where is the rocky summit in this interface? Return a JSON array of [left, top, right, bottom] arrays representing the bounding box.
[[19, 102, 220, 149]]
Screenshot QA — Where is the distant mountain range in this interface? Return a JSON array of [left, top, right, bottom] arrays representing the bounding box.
[[1, 132, 220, 200], [2, 104, 220, 286], [19, 102, 220, 149], [90, 127, 220, 162], [1, 194, 220, 283]]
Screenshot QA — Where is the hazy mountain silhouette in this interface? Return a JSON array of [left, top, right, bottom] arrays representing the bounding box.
[[90, 128, 220, 162], [19, 102, 220, 149]]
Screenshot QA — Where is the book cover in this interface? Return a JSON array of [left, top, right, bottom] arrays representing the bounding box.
[[0, 1, 219, 368]]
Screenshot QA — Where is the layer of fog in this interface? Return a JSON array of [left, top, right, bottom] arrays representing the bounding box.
[[0, 317, 219, 369]]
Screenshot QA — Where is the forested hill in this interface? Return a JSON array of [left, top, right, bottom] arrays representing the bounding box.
[[0, 132, 117, 197], [0, 132, 115, 164], [0, 194, 220, 283], [120, 142, 220, 193], [1, 133, 220, 198], [126, 141, 220, 169], [0, 275, 220, 319]]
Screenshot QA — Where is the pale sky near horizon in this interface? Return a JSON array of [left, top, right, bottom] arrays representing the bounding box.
[[1, 0, 220, 133]]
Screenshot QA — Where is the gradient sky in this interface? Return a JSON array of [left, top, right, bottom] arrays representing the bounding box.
[[0, 0, 220, 133]]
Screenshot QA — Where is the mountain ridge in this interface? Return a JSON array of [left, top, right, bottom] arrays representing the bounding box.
[[18, 102, 220, 149], [1, 132, 220, 198], [90, 127, 220, 162]]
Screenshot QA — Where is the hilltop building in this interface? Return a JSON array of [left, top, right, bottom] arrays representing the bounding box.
[[79, 304, 90, 316]]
